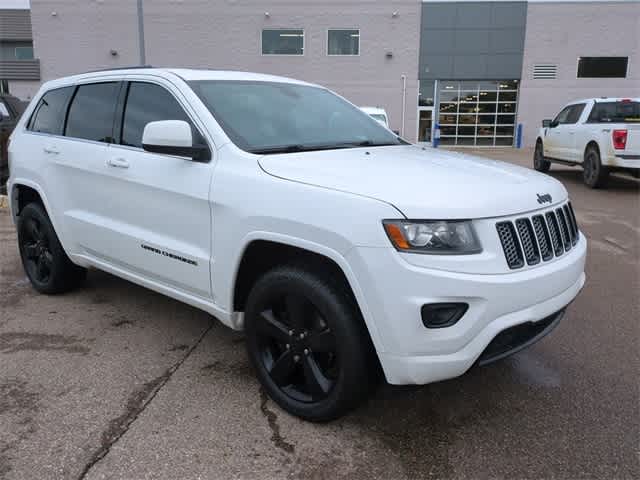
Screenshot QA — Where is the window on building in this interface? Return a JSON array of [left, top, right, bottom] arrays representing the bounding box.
[[28, 86, 74, 135], [437, 80, 519, 147], [327, 29, 359, 55], [262, 29, 304, 55], [419, 80, 435, 107], [121, 82, 202, 148], [65, 82, 120, 143], [577, 57, 628, 78], [15, 46, 34, 60]]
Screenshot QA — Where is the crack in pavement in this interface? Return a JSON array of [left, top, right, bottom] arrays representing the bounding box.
[[77, 319, 215, 480], [259, 388, 295, 454]]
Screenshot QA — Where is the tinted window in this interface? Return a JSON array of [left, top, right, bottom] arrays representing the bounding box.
[[28, 87, 73, 135], [587, 101, 640, 123], [554, 104, 584, 125], [577, 57, 628, 78], [65, 82, 120, 142], [190, 81, 401, 153], [121, 82, 200, 148], [328, 29, 359, 55], [262, 29, 304, 55]]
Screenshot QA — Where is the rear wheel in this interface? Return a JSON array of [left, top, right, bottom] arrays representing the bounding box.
[[17, 203, 86, 294], [244, 264, 374, 421], [533, 140, 551, 172], [583, 145, 609, 188]]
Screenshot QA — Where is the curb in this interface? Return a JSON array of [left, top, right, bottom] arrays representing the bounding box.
[[0, 194, 8, 210]]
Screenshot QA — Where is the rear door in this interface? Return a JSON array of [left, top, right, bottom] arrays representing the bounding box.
[[52, 81, 122, 256], [95, 79, 213, 299]]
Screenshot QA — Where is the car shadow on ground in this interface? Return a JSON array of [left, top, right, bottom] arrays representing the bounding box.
[[546, 168, 639, 192]]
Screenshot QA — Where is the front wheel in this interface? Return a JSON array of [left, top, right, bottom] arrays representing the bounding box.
[[244, 264, 374, 422], [533, 141, 551, 172], [583, 146, 609, 188]]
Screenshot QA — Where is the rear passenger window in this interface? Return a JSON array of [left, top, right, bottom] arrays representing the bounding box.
[[28, 87, 73, 135], [65, 82, 120, 143], [121, 82, 202, 148]]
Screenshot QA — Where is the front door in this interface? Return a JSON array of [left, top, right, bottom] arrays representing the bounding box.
[[97, 80, 214, 299], [417, 107, 433, 144]]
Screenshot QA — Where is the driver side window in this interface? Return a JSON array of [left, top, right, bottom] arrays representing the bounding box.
[[553, 106, 573, 125]]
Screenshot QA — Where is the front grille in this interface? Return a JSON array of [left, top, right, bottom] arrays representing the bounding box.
[[497, 202, 580, 270]]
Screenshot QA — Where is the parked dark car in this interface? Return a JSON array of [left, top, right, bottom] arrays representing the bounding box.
[[1, 94, 28, 194]]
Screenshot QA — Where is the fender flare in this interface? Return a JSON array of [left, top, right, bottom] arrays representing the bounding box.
[[230, 231, 384, 353]]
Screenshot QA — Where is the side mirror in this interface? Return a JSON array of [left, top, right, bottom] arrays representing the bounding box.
[[542, 119, 552, 128], [142, 120, 209, 162]]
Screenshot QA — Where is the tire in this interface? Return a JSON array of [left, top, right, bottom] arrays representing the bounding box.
[[583, 145, 609, 189], [533, 140, 551, 173], [17, 202, 86, 294], [244, 264, 375, 422]]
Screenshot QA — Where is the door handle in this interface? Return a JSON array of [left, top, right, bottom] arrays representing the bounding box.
[[107, 157, 130, 169], [43, 146, 59, 155]]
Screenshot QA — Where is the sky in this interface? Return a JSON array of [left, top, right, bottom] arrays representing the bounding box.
[[0, 0, 30, 9]]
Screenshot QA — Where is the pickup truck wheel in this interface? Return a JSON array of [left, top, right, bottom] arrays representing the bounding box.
[[533, 141, 550, 172], [244, 265, 373, 422], [583, 146, 609, 188], [17, 203, 86, 294]]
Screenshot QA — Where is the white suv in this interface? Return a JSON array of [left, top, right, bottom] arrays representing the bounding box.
[[7, 68, 586, 421]]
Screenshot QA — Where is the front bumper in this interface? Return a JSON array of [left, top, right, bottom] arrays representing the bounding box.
[[346, 233, 587, 385]]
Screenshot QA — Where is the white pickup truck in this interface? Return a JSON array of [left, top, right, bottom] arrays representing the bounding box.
[[534, 98, 640, 188]]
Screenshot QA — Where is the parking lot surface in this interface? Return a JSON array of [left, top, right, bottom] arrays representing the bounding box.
[[1, 147, 638, 479]]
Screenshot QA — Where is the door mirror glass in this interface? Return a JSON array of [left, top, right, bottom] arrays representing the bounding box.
[[542, 119, 552, 128], [142, 120, 209, 161]]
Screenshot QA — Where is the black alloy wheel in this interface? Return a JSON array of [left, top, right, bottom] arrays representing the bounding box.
[[255, 293, 338, 403], [244, 265, 375, 421], [18, 202, 86, 294], [21, 215, 54, 284]]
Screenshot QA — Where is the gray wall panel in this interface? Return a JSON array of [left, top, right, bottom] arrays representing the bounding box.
[[419, 1, 527, 81]]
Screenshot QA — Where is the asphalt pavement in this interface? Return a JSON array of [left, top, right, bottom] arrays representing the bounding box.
[[1, 147, 638, 479]]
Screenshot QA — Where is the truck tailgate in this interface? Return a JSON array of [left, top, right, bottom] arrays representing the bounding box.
[[624, 125, 640, 155]]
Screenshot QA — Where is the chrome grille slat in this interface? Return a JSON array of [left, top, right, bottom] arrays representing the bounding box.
[[497, 202, 579, 269]]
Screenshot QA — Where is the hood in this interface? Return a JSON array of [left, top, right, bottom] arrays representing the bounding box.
[[257, 145, 568, 219]]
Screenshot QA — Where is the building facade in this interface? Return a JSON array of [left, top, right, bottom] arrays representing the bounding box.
[[22, 0, 640, 145], [0, 8, 40, 99]]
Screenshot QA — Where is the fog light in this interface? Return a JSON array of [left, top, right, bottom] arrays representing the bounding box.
[[421, 303, 468, 328]]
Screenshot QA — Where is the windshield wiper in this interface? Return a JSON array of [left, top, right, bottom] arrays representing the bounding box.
[[249, 144, 354, 155]]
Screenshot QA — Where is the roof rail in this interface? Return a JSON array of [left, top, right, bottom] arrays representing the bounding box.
[[83, 65, 154, 74]]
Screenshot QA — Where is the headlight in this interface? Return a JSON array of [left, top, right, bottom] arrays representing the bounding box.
[[383, 220, 482, 254]]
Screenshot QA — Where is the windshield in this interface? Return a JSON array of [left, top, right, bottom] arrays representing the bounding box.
[[190, 80, 403, 154], [370, 114, 387, 124]]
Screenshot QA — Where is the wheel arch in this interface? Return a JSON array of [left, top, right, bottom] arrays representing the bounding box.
[[9, 179, 74, 257], [584, 140, 600, 159], [10, 179, 51, 221], [231, 236, 384, 354]]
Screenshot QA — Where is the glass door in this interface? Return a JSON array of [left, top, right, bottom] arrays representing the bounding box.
[[417, 107, 433, 144]]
